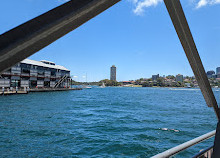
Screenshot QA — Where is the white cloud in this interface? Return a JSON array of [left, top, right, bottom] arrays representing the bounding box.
[[211, 0, 220, 4], [130, 0, 220, 15], [132, 0, 163, 15], [196, 0, 208, 8], [196, 0, 220, 8]]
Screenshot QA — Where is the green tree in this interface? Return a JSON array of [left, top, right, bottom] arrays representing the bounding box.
[[157, 77, 165, 87], [166, 75, 175, 79], [142, 81, 153, 87], [99, 79, 121, 86]]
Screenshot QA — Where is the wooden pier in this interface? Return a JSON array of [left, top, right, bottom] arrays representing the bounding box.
[[0, 91, 28, 96], [0, 88, 82, 96]]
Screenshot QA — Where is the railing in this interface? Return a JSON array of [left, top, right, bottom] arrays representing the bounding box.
[[192, 145, 213, 158], [151, 130, 216, 158]]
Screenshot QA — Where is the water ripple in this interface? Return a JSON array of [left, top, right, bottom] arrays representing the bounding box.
[[0, 87, 217, 157]]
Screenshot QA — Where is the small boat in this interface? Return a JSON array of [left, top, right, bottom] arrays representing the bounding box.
[[83, 85, 92, 89]]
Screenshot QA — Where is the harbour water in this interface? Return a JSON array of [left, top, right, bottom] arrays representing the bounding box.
[[0, 87, 219, 157]]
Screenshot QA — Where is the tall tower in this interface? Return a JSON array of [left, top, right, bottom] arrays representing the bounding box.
[[216, 67, 220, 75], [176, 74, 183, 83], [110, 65, 116, 81]]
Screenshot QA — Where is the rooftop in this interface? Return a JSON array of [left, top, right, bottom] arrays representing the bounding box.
[[21, 59, 70, 71]]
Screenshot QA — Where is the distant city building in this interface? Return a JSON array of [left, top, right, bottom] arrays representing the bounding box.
[[110, 65, 116, 81], [152, 74, 159, 81], [0, 59, 70, 88], [176, 74, 183, 83], [207, 70, 215, 79], [216, 67, 220, 75], [185, 83, 191, 88]]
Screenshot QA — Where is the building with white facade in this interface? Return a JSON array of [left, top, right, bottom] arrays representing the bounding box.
[[0, 59, 71, 88]]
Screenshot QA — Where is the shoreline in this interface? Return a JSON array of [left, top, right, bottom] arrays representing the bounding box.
[[0, 87, 82, 96]]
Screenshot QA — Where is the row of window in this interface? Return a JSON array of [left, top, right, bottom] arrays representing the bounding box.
[[14, 63, 69, 74]]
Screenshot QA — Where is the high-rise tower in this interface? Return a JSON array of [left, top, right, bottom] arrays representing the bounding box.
[[110, 65, 116, 81]]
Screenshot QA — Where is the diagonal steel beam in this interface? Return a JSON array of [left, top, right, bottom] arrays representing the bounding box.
[[164, 0, 220, 120], [0, 0, 120, 73]]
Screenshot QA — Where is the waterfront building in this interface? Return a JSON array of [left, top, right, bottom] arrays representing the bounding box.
[[176, 74, 183, 83], [110, 65, 116, 81], [152, 74, 159, 81], [207, 70, 215, 79], [0, 59, 71, 88]]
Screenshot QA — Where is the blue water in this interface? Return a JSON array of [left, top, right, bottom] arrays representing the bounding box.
[[0, 87, 219, 157]]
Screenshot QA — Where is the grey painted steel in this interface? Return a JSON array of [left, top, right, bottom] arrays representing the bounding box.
[[0, 0, 120, 74], [151, 130, 216, 158], [212, 122, 220, 157], [164, 0, 220, 120]]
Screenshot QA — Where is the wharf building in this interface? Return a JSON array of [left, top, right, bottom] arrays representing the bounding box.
[[110, 65, 116, 81], [0, 59, 71, 88]]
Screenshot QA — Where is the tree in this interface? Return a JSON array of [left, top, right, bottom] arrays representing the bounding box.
[[99, 79, 121, 86], [166, 75, 175, 79], [157, 77, 165, 87], [70, 80, 80, 85], [176, 81, 183, 87], [142, 81, 153, 87]]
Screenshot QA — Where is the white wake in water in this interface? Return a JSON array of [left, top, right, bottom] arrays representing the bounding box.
[[169, 88, 200, 91], [160, 128, 180, 132]]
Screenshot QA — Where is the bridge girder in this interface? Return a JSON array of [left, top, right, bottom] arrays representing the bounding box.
[[0, 0, 120, 73]]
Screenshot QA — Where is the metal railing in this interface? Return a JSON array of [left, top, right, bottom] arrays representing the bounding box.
[[151, 130, 216, 158], [192, 145, 213, 158]]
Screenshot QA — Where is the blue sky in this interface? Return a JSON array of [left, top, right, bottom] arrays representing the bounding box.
[[0, 0, 220, 81]]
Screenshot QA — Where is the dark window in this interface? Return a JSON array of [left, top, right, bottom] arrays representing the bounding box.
[[22, 68, 30, 74]]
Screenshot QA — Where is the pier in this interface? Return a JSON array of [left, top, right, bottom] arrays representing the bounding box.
[[0, 90, 28, 96], [0, 87, 82, 96]]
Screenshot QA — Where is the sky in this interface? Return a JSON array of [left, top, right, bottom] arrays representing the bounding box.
[[0, 0, 220, 82]]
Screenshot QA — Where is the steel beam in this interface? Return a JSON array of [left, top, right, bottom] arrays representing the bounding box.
[[164, 0, 220, 120], [0, 0, 120, 73], [212, 122, 220, 158]]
